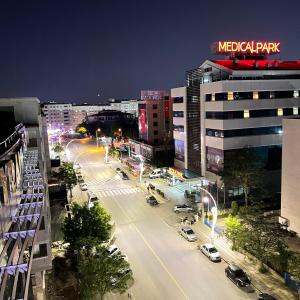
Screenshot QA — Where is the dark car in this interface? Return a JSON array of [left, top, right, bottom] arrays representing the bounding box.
[[258, 294, 277, 300], [146, 195, 159, 206], [121, 171, 129, 180], [225, 264, 251, 287]]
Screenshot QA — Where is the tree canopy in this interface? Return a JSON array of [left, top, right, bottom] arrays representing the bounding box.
[[52, 143, 64, 154], [57, 162, 77, 197], [79, 247, 132, 300], [62, 202, 112, 252], [221, 148, 265, 206]]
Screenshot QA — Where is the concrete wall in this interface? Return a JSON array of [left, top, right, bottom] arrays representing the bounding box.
[[281, 118, 300, 235]]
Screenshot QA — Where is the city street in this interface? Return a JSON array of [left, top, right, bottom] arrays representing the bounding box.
[[67, 139, 257, 300]]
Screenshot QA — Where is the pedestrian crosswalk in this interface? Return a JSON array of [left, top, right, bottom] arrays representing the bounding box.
[[96, 187, 140, 198]]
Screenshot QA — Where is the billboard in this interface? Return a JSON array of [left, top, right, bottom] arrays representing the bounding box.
[[141, 90, 165, 101], [175, 140, 184, 162], [206, 147, 224, 174], [138, 104, 147, 140]]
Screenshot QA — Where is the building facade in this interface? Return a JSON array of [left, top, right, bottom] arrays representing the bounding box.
[[280, 118, 300, 235], [138, 90, 172, 145], [183, 58, 300, 185], [171, 87, 188, 170], [109, 99, 139, 117], [0, 98, 51, 299]]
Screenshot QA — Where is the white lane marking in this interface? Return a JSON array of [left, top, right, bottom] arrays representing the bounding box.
[[112, 198, 189, 299]]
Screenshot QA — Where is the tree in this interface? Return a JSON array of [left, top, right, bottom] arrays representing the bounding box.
[[239, 206, 287, 272], [225, 214, 247, 251], [52, 143, 64, 155], [221, 148, 265, 207], [57, 162, 77, 197], [288, 252, 300, 281], [231, 201, 239, 216], [62, 203, 112, 253], [79, 246, 133, 300]]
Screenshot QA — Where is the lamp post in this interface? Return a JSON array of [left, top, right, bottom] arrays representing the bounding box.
[[198, 186, 218, 245], [118, 128, 122, 137], [96, 128, 101, 147]]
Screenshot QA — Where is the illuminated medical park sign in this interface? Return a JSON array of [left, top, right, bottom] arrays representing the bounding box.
[[214, 41, 280, 55]]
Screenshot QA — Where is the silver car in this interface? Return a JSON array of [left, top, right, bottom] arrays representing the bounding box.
[[179, 226, 197, 242], [174, 204, 194, 213], [200, 243, 221, 261]]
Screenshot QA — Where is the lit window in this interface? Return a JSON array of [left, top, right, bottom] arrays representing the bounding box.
[[277, 108, 283, 116], [294, 90, 299, 98], [253, 92, 259, 100], [293, 107, 298, 115], [244, 110, 250, 118], [212, 94, 215, 101], [228, 92, 234, 101]]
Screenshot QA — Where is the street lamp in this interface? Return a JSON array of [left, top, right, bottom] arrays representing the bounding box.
[[198, 186, 218, 245], [203, 196, 209, 219], [96, 128, 101, 147]]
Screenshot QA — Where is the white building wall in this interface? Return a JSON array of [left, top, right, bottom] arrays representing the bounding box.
[[281, 118, 300, 235]]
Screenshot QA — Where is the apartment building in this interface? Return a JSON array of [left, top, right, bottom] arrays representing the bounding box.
[[0, 98, 51, 299], [109, 99, 139, 116], [171, 87, 188, 170]]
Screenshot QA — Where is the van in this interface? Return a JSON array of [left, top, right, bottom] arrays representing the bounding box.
[[149, 169, 163, 179]]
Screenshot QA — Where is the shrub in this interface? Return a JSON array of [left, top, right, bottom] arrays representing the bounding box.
[[231, 201, 239, 216]]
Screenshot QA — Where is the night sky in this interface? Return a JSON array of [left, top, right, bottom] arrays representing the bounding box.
[[1, 0, 300, 103]]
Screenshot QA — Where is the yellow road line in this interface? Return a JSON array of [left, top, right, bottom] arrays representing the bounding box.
[[112, 197, 189, 300]]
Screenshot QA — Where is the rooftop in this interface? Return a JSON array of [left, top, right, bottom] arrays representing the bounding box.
[[213, 60, 300, 71]]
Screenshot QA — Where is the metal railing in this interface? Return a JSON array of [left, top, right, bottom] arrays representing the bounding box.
[[0, 123, 24, 157]]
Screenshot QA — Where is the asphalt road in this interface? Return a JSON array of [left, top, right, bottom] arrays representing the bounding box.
[[67, 140, 257, 300]]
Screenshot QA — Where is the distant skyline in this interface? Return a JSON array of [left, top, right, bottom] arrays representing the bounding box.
[[1, 0, 300, 103]]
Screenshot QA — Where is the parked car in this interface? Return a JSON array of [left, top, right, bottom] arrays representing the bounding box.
[[179, 226, 197, 242], [146, 195, 159, 206], [110, 267, 132, 286], [225, 264, 251, 287], [79, 182, 88, 191], [121, 171, 129, 180], [77, 176, 84, 183], [88, 191, 99, 203], [174, 204, 194, 213], [199, 243, 221, 262], [106, 244, 120, 257], [258, 294, 277, 300], [116, 167, 122, 176], [149, 169, 163, 179], [75, 168, 81, 175]]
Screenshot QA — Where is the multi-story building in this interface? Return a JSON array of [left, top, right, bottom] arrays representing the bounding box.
[[171, 87, 188, 170], [109, 99, 139, 117], [280, 118, 300, 235], [72, 103, 111, 116], [138, 90, 172, 145], [183, 43, 300, 189], [0, 98, 51, 299], [42, 102, 73, 131]]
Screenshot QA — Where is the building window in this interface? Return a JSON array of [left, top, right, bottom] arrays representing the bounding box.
[[154, 139, 158, 144], [253, 92, 259, 100], [153, 113, 158, 118], [154, 130, 158, 135], [244, 110, 250, 118], [277, 108, 283, 116], [191, 96, 198, 103], [211, 94, 215, 101], [294, 90, 299, 98], [173, 111, 184, 118], [227, 92, 234, 101], [153, 104, 158, 109], [205, 94, 212, 102], [173, 97, 184, 103], [33, 243, 48, 259], [39, 217, 45, 230], [293, 107, 299, 115], [153, 121, 158, 126], [173, 125, 184, 132]]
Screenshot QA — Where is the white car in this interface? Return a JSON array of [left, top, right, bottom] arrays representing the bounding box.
[[174, 204, 194, 213], [88, 191, 98, 202], [179, 226, 197, 242], [106, 244, 120, 257], [200, 243, 221, 261], [79, 183, 88, 191]]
